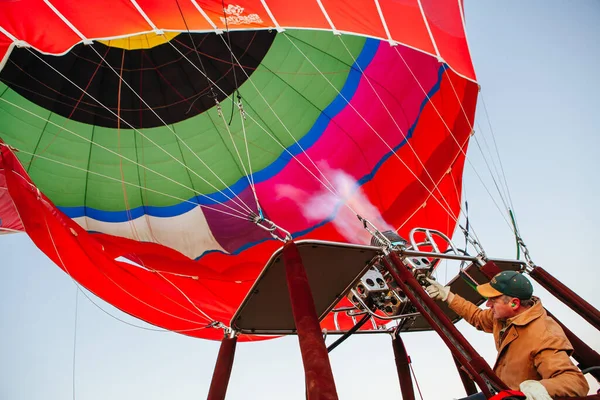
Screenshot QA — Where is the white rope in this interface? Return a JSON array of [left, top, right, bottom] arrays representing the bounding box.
[[83, 44, 257, 216], [259, 0, 285, 32], [215, 102, 262, 216], [25, 48, 256, 217], [480, 93, 517, 213], [416, 0, 441, 61], [0, 97, 249, 219], [335, 36, 467, 229], [166, 36, 343, 202], [394, 47, 514, 231], [443, 68, 513, 215], [242, 110, 350, 203], [189, 0, 223, 33], [40, 203, 211, 326], [373, 0, 395, 46], [315, 0, 340, 35], [285, 33, 468, 228]]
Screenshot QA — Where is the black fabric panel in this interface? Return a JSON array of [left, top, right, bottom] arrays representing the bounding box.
[[0, 31, 276, 129]]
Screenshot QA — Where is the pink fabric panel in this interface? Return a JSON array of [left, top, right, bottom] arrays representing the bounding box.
[[256, 45, 441, 233]]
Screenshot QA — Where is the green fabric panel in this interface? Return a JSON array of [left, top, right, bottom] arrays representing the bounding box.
[[0, 31, 366, 211]]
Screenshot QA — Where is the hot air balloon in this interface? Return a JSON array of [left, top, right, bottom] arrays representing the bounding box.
[[1, 1, 598, 399]]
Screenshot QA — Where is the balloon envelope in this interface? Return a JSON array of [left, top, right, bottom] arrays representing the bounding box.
[[0, 0, 478, 339]]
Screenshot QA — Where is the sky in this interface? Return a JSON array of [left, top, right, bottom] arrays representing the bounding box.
[[1, 1, 599, 399]]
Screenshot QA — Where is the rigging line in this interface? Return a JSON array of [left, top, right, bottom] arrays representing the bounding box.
[[480, 93, 517, 215], [475, 118, 511, 204], [83, 44, 256, 217], [336, 35, 469, 230], [167, 35, 342, 200], [395, 133, 470, 234], [220, 0, 241, 126], [75, 284, 213, 333], [238, 99, 261, 209], [173, 0, 217, 101], [237, 102, 343, 202], [117, 48, 142, 242], [72, 287, 78, 400], [215, 100, 262, 214], [217, 33, 342, 198], [284, 33, 465, 228], [0, 96, 249, 219], [25, 48, 255, 217], [40, 207, 210, 330], [442, 68, 512, 214], [242, 110, 348, 205], [12, 148, 248, 220], [471, 132, 512, 213], [394, 48, 514, 231]]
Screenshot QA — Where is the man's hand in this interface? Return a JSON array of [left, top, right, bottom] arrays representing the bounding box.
[[425, 278, 450, 302], [519, 380, 552, 400]]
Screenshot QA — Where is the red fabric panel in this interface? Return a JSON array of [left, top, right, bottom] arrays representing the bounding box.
[[421, 0, 476, 80], [319, 0, 387, 38], [0, 145, 24, 232], [49, 0, 151, 39], [378, 0, 435, 54], [0, 0, 81, 53], [0, 33, 12, 70]]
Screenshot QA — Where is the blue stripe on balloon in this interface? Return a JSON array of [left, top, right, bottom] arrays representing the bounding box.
[[196, 64, 450, 259], [58, 38, 382, 221]]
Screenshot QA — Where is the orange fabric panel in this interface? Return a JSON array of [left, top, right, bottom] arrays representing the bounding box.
[[378, 0, 435, 54], [261, 0, 330, 29], [135, 0, 215, 31], [421, 0, 476, 80], [0, 0, 81, 53], [50, 0, 151, 39]]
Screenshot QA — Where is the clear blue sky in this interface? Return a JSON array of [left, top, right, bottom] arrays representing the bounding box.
[[1, 1, 599, 399]]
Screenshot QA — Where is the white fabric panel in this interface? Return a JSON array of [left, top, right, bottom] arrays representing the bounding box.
[[73, 206, 225, 259]]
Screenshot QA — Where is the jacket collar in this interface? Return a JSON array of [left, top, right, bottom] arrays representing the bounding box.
[[506, 297, 543, 327]]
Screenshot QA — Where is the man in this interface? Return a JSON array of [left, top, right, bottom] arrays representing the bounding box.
[[425, 271, 589, 399]]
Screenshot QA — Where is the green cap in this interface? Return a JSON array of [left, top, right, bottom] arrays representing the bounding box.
[[476, 271, 533, 300]]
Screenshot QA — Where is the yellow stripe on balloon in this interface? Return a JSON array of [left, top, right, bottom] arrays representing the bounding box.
[[98, 32, 180, 50]]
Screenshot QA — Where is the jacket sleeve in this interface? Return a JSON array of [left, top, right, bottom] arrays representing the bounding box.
[[534, 336, 590, 397], [448, 294, 494, 333]]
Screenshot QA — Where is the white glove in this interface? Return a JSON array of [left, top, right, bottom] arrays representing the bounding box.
[[519, 380, 552, 400], [425, 278, 450, 302]]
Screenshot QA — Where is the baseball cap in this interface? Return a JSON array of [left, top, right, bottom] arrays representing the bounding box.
[[476, 271, 533, 300]]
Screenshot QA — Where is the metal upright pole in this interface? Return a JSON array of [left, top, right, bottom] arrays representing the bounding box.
[[283, 241, 339, 400], [529, 266, 600, 330], [392, 332, 415, 400], [382, 252, 507, 398], [207, 334, 238, 400]]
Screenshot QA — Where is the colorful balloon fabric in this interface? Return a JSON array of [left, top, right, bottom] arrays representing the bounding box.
[[0, 0, 478, 340]]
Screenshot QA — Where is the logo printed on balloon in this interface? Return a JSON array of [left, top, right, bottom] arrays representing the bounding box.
[[220, 4, 263, 25]]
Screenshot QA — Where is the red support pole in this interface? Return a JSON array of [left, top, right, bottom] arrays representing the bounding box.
[[382, 252, 508, 398], [283, 241, 339, 400], [392, 333, 415, 400], [453, 355, 478, 396], [529, 266, 600, 330], [207, 335, 238, 400]]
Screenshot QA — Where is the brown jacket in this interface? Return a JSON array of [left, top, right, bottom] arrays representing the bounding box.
[[449, 295, 589, 397]]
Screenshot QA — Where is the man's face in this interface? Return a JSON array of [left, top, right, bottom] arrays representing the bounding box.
[[486, 295, 514, 320]]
